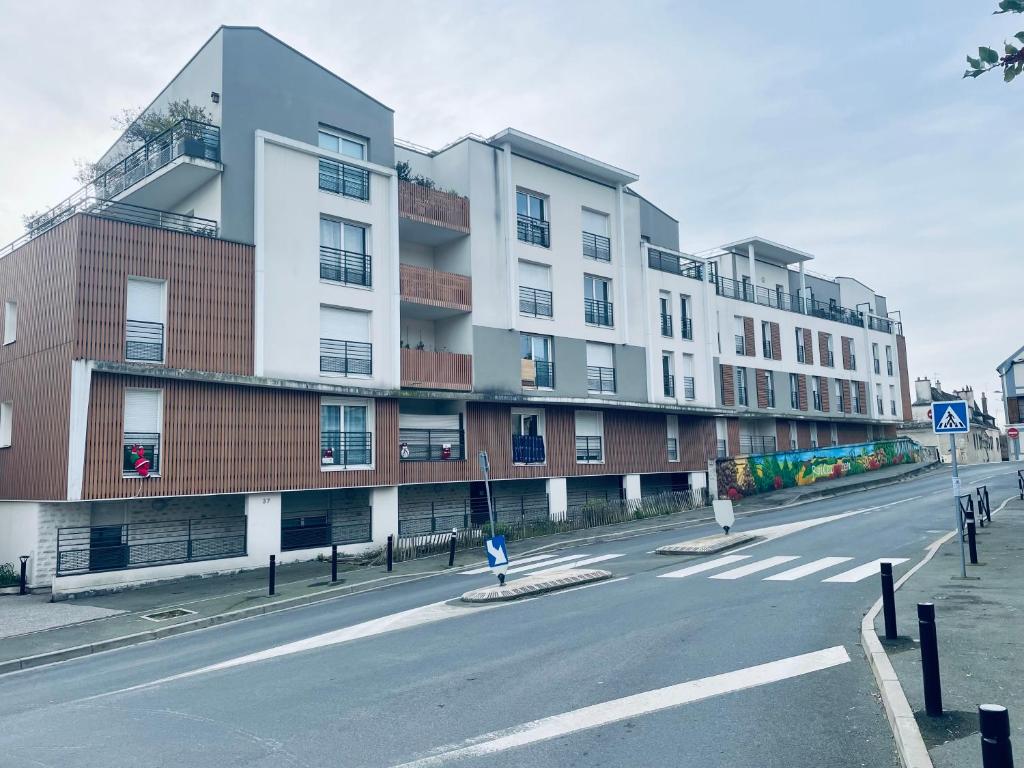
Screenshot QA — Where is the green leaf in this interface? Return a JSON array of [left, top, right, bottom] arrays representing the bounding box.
[[1016, 32, 1024, 44], [1005, 65, 1018, 81], [996, 0, 1024, 13], [1006, 42, 1019, 55], [980, 46, 1000, 64], [967, 55, 983, 68]]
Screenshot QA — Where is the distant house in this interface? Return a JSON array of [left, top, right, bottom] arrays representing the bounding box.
[[899, 378, 1000, 464], [996, 345, 1024, 460]]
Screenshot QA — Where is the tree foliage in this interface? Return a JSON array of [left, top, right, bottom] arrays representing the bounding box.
[[964, 1, 1024, 82]]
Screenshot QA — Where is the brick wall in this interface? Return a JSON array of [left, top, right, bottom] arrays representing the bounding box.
[[819, 376, 830, 411], [819, 332, 832, 367], [756, 368, 768, 408], [840, 380, 852, 414], [797, 373, 808, 411], [770, 322, 782, 360], [743, 317, 756, 357], [721, 364, 735, 406], [802, 328, 814, 365]]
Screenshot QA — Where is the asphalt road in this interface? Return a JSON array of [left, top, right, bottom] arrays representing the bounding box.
[[1, 462, 1018, 768]]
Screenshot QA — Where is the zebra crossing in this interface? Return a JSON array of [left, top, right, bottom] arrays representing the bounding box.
[[659, 554, 908, 583], [460, 551, 625, 576]]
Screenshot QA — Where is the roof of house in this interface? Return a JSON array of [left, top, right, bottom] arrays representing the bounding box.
[[912, 384, 996, 428], [996, 343, 1024, 375]]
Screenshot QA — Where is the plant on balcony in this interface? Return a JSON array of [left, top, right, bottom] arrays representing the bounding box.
[[395, 161, 459, 192]]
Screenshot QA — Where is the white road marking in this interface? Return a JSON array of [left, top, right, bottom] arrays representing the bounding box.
[[546, 576, 630, 595], [658, 554, 751, 579], [391, 645, 851, 767], [528, 553, 623, 575], [504, 553, 589, 574], [763, 557, 853, 581], [822, 558, 909, 583], [709, 555, 800, 580], [460, 553, 557, 574]]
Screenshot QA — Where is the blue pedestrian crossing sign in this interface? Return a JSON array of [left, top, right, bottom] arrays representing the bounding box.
[[485, 535, 509, 573], [932, 400, 970, 434]]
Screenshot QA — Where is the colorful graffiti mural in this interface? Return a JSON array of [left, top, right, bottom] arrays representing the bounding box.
[[716, 438, 922, 500]]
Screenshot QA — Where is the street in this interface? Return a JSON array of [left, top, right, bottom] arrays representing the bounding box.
[[0, 463, 1015, 768]]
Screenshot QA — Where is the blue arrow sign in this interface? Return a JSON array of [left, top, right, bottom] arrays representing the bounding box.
[[932, 400, 970, 434], [485, 535, 509, 570]]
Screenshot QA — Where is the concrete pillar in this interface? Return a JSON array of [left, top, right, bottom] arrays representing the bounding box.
[[245, 492, 281, 564], [799, 262, 808, 313], [623, 474, 642, 503], [546, 477, 567, 521], [370, 486, 399, 544], [747, 243, 757, 302], [689, 472, 708, 491], [707, 459, 719, 499]]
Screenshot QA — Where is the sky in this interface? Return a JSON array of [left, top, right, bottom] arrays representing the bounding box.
[[0, 0, 1020, 421]]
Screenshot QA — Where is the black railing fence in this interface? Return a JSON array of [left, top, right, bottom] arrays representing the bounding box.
[[320, 338, 372, 376], [519, 286, 553, 318], [739, 435, 777, 455], [584, 298, 613, 326], [281, 509, 372, 550], [319, 245, 371, 286], [582, 231, 611, 261], [663, 373, 675, 397], [647, 248, 704, 280], [320, 431, 373, 466], [319, 158, 370, 200], [576, 435, 604, 462], [512, 434, 546, 464], [399, 428, 465, 461], [522, 359, 555, 389], [681, 317, 693, 340], [660, 313, 673, 337], [517, 214, 549, 247], [587, 366, 616, 394], [683, 376, 696, 399], [125, 319, 164, 362], [667, 437, 679, 461]]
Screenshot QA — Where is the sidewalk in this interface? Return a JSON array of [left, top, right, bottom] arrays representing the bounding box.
[[875, 495, 1024, 767]]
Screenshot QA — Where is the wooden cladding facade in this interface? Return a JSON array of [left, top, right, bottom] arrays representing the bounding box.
[[81, 373, 717, 499], [896, 334, 913, 421], [818, 376, 831, 412], [801, 328, 814, 365], [841, 336, 855, 371], [398, 181, 471, 233], [73, 216, 254, 375], [399, 263, 472, 312], [769, 322, 782, 361], [796, 373, 808, 411], [720, 364, 735, 406], [840, 380, 852, 414], [742, 317, 755, 357], [400, 348, 473, 391], [818, 332, 833, 367]]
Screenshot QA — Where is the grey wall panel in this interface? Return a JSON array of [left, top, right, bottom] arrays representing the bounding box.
[[614, 345, 650, 402], [472, 326, 522, 395], [554, 337, 588, 398], [637, 195, 680, 251]]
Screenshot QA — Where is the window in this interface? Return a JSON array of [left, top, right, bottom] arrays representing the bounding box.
[[662, 352, 675, 397], [890, 385, 897, 416], [734, 316, 746, 355], [682, 354, 696, 400], [789, 420, 798, 450], [835, 380, 844, 412], [790, 373, 800, 409], [848, 339, 857, 370], [872, 342, 880, 375], [666, 414, 680, 462], [320, 306, 372, 376], [659, 294, 672, 337], [586, 342, 616, 394], [775, 283, 787, 310], [876, 383, 884, 415], [3, 301, 16, 345], [320, 218, 370, 287], [123, 389, 161, 476], [320, 399, 372, 467], [0, 401, 12, 447], [886, 345, 894, 376], [581, 209, 611, 261], [761, 321, 773, 358], [736, 366, 748, 406], [810, 423, 819, 449], [125, 278, 166, 363], [852, 382, 862, 413], [795, 328, 806, 363], [575, 410, 603, 463], [518, 261, 553, 318], [812, 377, 822, 410], [584, 275, 613, 326], [318, 128, 366, 160], [680, 295, 692, 339], [512, 408, 546, 464], [830, 423, 839, 447], [516, 190, 549, 247], [826, 334, 835, 367], [741, 275, 752, 301], [521, 333, 554, 389], [765, 370, 775, 408]]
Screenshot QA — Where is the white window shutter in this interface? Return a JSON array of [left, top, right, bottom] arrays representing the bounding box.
[[518, 261, 550, 290], [124, 390, 161, 433], [582, 209, 609, 236], [320, 306, 369, 342], [126, 279, 164, 324], [586, 342, 614, 367]]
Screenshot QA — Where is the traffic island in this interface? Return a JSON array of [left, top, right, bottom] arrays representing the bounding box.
[[460, 568, 612, 603], [655, 532, 759, 555]]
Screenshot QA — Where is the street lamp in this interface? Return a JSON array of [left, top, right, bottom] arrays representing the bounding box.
[[18, 554, 28, 596]]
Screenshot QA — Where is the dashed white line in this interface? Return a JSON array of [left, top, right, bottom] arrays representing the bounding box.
[[763, 557, 853, 581], [529, 553, 623, 575], [709, 555, 800, 580], [658, 554, 751, 579], [822, 558, 909, 583]]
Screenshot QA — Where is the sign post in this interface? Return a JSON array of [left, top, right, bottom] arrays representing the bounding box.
[[932, 401, 970, 579], [478, 450, 508, 585], [1009, 426, 1020, 461]]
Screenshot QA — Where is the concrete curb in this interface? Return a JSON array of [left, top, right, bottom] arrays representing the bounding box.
[[655, 532, 758, 555], [461, 569, 611, 602], [0, 570, 436, 677]]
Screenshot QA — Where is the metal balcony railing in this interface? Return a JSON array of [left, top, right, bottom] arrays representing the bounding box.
[[582, 231, 611, 261], [663, 373, 675, 397], [681, 317, 693, 340], [584, 298, 613, 327], [123, 432, 161, 475], [868, 316, 895, 333], [125, 319, 164, 362], [519, 286, 553, 318], [281, 510, 372, 550], [667, 437, 679, 461], [824, 351, 835, 367], [319, 158, 369, 200], [735, 334, 746, 355], [808, 299, 864, 328], [521, 358, 554, 389], [587, 366, 617, 394], [647, 248, 704, 280], [683, 376, 695, 399], [766, 387, 776, 408], [717, 439, 728, 458], [873, 359, 881, 375], [319, 431, 373, 466], [739, 435, 777, 455], [512, 434, 546, 465], [763, 339, 774, 359], [660, 313, 673, 337], [791, 389, 800, 409], [517, 214, 549, 247], [887, 360, 894, 376], [877, 397, 884, 415], [320, 339, 372, 376], [320, 246, 371, 287], [797, 346, 806, 363], [891, 400, 897, 416], [575, 435, 603, 462], [813, 392, 822, 411], [398, 428, 465, 462]]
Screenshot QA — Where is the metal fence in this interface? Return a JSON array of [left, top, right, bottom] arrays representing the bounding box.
[[56, 516, 246, 575], [587, 365, 616, 394], [318, 158, 370, 200], [647, 248, 704, 280], [319, 338, 372, 375], [582, 231, 611, 261], [320, 431, 373, 467], [399, 428, 465, 462], [519, 286, 553, 317], [125, 319, 164, 362], [584, 298, 614, 326], [517, 214, 549, 247], [319, 245, 371, 286], [281, 510, 372, 550]]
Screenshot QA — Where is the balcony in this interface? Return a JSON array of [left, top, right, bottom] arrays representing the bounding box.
[[683, 376, 696, 400], [319, 158, 369, 200], [735, 334, 746, 355], [647, 248, 704, 280], [519, 286, 553, 318], [663, 373, 675, 398], [868, 315, 895, 333], [401, 348, 472, 391], [398, 180, 470, 236], [681, 317, 693, 340], [584, 298, 613, 327], [739, 435, 777, 455], [582, 231, 611, 262], [123, 432, 161, 476], [399, 428, 465, 462], [575, 435, 603, 462], [660, 313, 673, 337], [125, 319, 164, 363], [512, 434, 546, 465], [400, 264, 471, 314], [517, 214, 550, 247], [319, 431, 373, 466], [320, 339, 373, 376], [667, 438, 679, 461], [522, 359, 554, 389], [717, 439, 728, 458], [713, 274, 866, 328], [587, 366, 617, 394], [321, 246, 372, 287]]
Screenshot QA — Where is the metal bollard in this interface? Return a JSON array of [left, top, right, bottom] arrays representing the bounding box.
[[918, 603, 943, 717], [967, 520, 979, 565], [331, 544, 338, 583], [448, 528, 457, 567], [386, 534, 393, 572], [19, 555, 28, 596], [979, 704, 1014, 768], [268, 554, 276, 596], [880, 562, 898, 640], [984, 487, 992, 523]]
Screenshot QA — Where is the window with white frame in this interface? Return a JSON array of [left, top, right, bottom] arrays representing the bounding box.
[[661, 352, 675, 398], [586, 342, 616, 394], [318, 127, 366, 160], [518, 261, 553, 318], [659, 293, 672, 337], [581, 208, 611, 261], [584, 275, 613, 326], [0, 401, 12, 447], [320, 217, 370, 287], [765, 370, 776, 408], [511, 408, 546, 465], [736, 366, 748, 406], [789, 373, 800, 409], [682, 354, 696, 400], [734, 316, 746, 355], [885, 345, 894, 376], [890, 384, 897, 416], [521, 333, 554, 389], [666, 414, 680, 462], [3, 301, 16, 345], [574, 410, 604, 463], [812, 376, 822, 410], [809, 422, 819, 449], [320, 306, 371, 376], [761, 321, 773, 358], [830, 423, 839, 446], [123, 389, 162, 476], [125, 278, 166, 363], [516, 190, 549, 247], [320, 398, 372, 467], [835, 379, 844, 411], [680, 295, 692, 339], [872, 342, 880, 374]]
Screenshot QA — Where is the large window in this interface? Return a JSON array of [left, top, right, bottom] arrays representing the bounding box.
[[518, 260, 553, 318], [581, 209, 611, 262], [320, 306, 372, 376], [125, 277, 166, 363], [0, 401, 12, 448], [318, 128, 366, 160], [584, 275, 613, 326], [736, 366, 748, 406], [3, 301, 16, 345], [765, 370, 776, 408], [512, 408, 546, 464], [586, 342, 616, 394], [521, 333, 554, 389], [516, 190, 549, 247], [320, 217, 370, 287], [789, 373, 800, 409], [320, 400, 372, 467], [575, 410, 604, 463], [123, 389, 162, 476]]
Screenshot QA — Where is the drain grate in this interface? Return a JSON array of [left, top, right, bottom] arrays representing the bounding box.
[[142, 608, 196, 622]]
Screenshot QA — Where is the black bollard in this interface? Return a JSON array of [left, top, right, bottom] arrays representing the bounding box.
[[386, 534, 393, 572], [268, 554, 276, 596], [984, 487, 992, 523], [918, 603, 943, 717], [18, 555, 28, 596], [979, 704, 1014, 768], [967, 520, 979, 565], [880, 562, 897, 640], [447, 528, 457, 567], [331, 544, 338, 583]]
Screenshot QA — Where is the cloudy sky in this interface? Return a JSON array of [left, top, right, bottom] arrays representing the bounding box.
[[0, 0, 1019, 419]]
